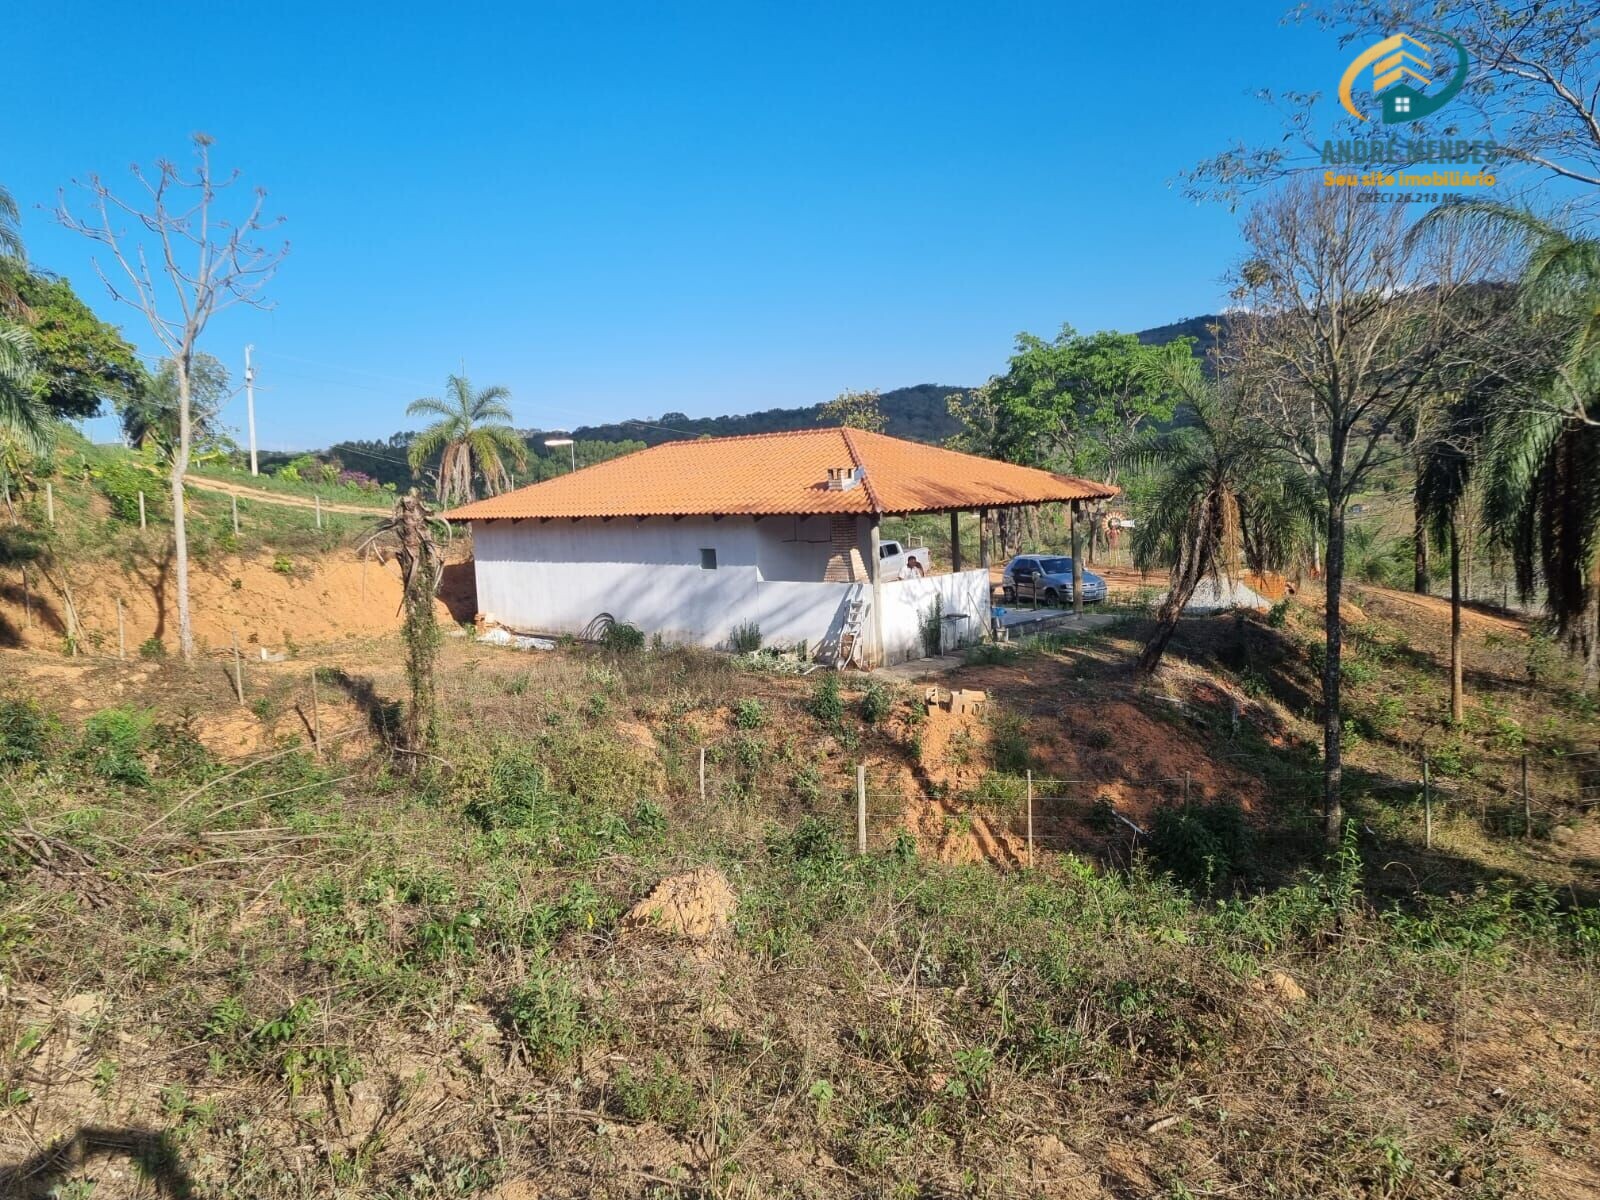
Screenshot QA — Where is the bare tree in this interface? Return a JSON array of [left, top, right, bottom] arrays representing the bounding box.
[[57, 135, 286, 659], [1225, 182, 1496, 845]]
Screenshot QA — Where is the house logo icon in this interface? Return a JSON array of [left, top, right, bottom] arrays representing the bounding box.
[[1338, 31, 1469, 124]]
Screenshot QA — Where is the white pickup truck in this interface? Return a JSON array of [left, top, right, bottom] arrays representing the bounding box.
[[878, 538, 932, 580]]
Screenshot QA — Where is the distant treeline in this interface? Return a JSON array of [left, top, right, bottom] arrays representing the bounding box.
[[553, 383, 968, 447], [258, 318, 1222, 485]]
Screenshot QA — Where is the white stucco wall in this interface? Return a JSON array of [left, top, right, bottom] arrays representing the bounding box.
[[470, 517, 864, 652], [876, 569, 991, 664], [469, 519, 991, 665]]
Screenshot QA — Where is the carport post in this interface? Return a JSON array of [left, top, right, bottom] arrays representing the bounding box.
[[869, 517, 885, 668], [978, 508, 990, 570], [1070, 501, 1084, 619], [949, 511, 962, 574]]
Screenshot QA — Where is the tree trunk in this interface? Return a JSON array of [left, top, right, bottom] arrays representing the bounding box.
[[1137, 577, 1199, 675], [1413, 491, 1429, 594], [172, 353, 194, 660], [1587, 567, 1600, 692], [1323, 484, 1347, 848], [1450, 516, 1464, 724], [394, 491, 442, 758]]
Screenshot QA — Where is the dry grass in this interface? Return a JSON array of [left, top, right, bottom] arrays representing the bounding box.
[[1, 610, 1598, 1198]]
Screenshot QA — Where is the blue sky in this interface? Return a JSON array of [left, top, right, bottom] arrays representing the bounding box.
[[10, 1, 1349, 449]]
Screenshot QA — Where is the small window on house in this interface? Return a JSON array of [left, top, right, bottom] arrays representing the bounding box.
[[700, 548, 717, 570]]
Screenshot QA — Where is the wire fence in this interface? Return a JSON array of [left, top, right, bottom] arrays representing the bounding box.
[[794, 744, 1600, 864]]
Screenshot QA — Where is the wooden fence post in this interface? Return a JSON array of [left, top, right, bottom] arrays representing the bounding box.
[[116, 598, 126, 660], [1183, 771, 1192, 805], [1026, 768, 1034, 868], [20, 567, 29, 627], [1422, 754, 1432, 850], [310, 667, 323, 758], [1522, 753, 1532, 838], [45, 482, 53, 525], [138, 491, 146, 529], [856, 764, 867, 855], [315, 494, 322, 530], [231, 632, 245, 705], [699, 747, 706, 802], [231, 492, 240, 536]]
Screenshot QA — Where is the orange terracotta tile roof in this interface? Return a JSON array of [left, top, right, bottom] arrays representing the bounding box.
[[444, 428, 1115, 521]]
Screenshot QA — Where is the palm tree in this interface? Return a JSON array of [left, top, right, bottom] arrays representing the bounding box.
[[1129, 354, 1318, 676], [407, 374, 528, 507], [120, 354, 230, 458], [0, 324, 45, 451], [0, 184, 46, 452], [1421, 204, 1600, 686]]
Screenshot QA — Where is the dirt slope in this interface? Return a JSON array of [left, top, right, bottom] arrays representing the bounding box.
[[1, 551, 459, 656]]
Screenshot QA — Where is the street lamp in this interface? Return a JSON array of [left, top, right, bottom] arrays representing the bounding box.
[[544, 437, 576, 473]]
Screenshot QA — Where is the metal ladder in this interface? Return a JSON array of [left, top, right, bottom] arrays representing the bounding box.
[[835, 592, 868, 669]]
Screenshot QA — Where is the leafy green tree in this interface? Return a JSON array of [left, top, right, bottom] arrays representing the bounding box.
[[118, 354, 230, 457], [407, 374, 528, 506], [0, 267, 145, 420], [986, 327, 1184, 481], [818, 388, 886, 432], [1130, 353, 1318, 675]]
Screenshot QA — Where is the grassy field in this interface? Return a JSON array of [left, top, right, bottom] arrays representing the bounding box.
[[1, 575, 1596, 1197]]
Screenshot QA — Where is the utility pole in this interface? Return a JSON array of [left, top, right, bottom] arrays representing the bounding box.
[[244, 344, 259, 476]]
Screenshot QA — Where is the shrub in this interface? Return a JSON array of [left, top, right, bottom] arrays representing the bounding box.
[[733, 698, 765, 729], [138, 636, 166, 660], [602, 621, 645, 654], [791, 763, 823, 804], [730, 620, 762, 653], [94, 458, 161, 523], [611, 1056, 700, 1130], [858, 681, 893, 726], [79, 707, 154, 786], [271, 555, 294, 576], [466, 745, 551, 831], [964, 641, 1019, 667], [988, 711, 1032, 774], [0, 697, 52, 768], [1151, 798, 1250, 888], [773, 814, 844, 867], [505, 961, 589, 1066], [809, 673, 844, 724], [1352, 694, 1405, 740]]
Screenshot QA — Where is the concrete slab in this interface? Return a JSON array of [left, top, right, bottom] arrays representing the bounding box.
[[874, 654, 967, 680], [995, 608, 1119, 636]]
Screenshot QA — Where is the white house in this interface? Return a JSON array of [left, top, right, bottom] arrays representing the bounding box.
[[446, 427, 1115, 666]]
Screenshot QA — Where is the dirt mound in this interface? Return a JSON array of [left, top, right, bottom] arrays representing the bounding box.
[[1025, 1134, 1108, 1199], [1242, 571, 1291, 601], [623, 867, 736, 943], [1251, 970, 1308, 1007]]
